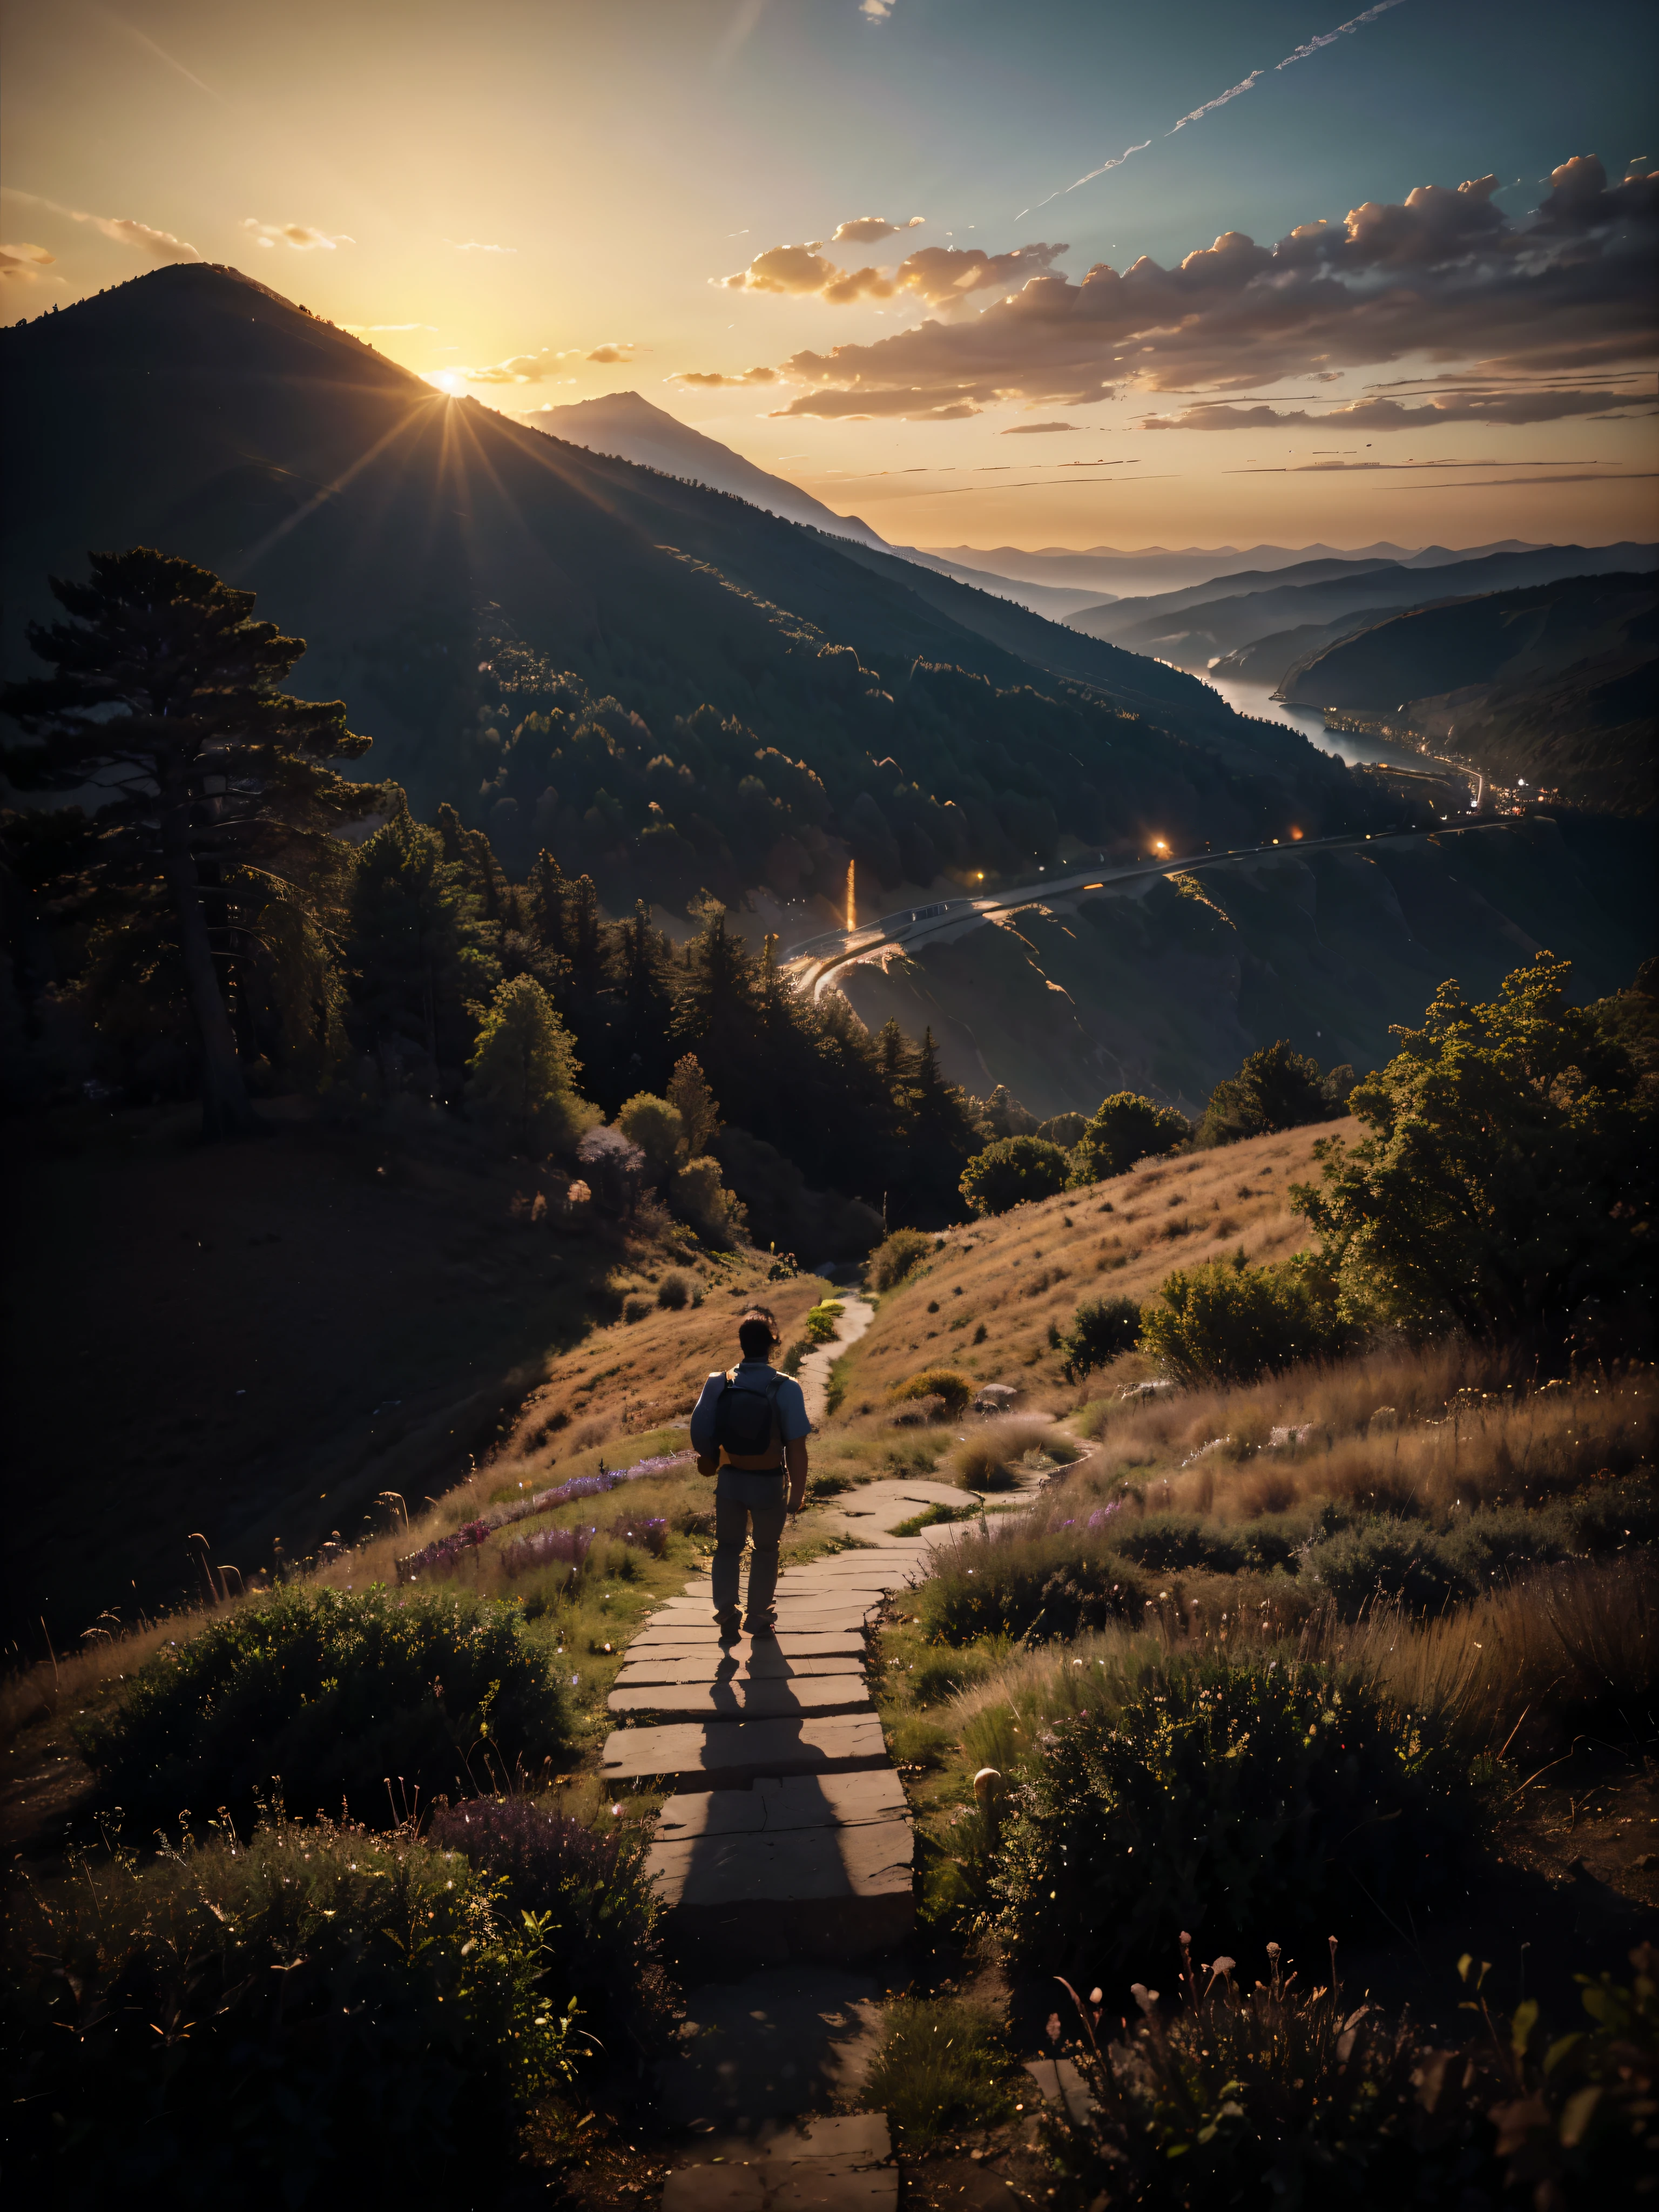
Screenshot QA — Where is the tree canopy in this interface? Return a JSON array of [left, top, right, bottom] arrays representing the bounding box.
[[1069, 1091, 1190, 1185], [960, 1134, 1070, 1216], [1292, 953, 1654, 1347], [1, 548, 376, 1136], [1196, 1039, 1350, 1149]]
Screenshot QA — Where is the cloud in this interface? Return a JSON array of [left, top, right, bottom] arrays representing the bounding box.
[[719, 236, 1065, 308], [446, 238, 516, 252], [1001, 420, 1076, 433], [860, 0, 894, 17], [1275, 0, 1407, 73], [2, 189, 202, 260], [673, 365, 781, 387], [586, 343, 638, 363], [761, 156, 1658, 422], [242, 218, 353, 251], [1142, 386, 1640, 430], [832, 214, 926, 244], [0, 241, 55, 286], [455, 349, 578, 385]]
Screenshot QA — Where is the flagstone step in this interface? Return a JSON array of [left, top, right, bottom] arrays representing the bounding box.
[[609, 1674, 871, 1724], [617, 1648, 867, 1684], [653, 1771, 910, 1842], [662, 2113, 896, 2211], [601, 1712, 888, 1792], [655, 1967, 886, 2130], [629, 1629, 868, 1660]]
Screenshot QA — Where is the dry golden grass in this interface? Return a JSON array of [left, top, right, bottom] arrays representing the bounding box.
[[1053, 1349, 1652, 1524], [895, 1554, 1655, 1791], [829, 1121, 1347, 1421]]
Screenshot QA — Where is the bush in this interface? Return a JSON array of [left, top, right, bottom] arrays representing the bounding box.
[[1195, 1038, 1343, 1148], [656, 1269, 691, 1310], [1292, 954, 1654, 1344], [918, 1518, 1149, 1642], [989, 1654, 1479, 1981], [805, 1298, 844, 1343], [1141, 1251, 1346, 1384], [960, 1134, 1070, 1216], [865, 1997, 1021, 2151], [1068, 1092, 1190, 1185], [426, 1796, 670, 2052], [869, 1226, 934, 1291], [1059, 1293, 1143, 1380], [1104, 1512, 1323, 1578], [1303, 1519, 1475, 1618], [76, 1586, 568, 1832], [1, 1815, 575, 2208], [1055, 1940, 1659, 2210], [890, 1366, 974, 1417]]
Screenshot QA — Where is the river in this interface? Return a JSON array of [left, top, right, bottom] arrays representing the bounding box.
[[1196, 669, 1431, 771]]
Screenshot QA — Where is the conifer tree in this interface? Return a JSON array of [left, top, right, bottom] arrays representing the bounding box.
[[467, 973, 583, 1156], [525, 850, 568, 956], [347, 801, 498, 1088], [666, 1053, 721, 1155], [1, 548, 376, 1136]]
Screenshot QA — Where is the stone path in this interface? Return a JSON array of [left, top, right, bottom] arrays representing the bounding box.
[[795, 1294, 874, 1427], [601, 1471, 976, 2207]]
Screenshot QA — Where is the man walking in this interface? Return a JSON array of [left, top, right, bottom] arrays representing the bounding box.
[[690, 1307, 810, 1641]]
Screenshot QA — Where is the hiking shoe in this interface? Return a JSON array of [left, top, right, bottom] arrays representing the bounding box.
[[715, 1609, 743, 1643], [744, 1614, 777, 1640]]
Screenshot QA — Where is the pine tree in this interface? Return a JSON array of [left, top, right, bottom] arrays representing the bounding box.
[[611, 899, 676, 1090], [347, 802, 498, 1088], [1, 548, 376, 1136], [666, 1053, 721, 1155], [467, 973, 583, 1156], [525, 851, 568, 956]]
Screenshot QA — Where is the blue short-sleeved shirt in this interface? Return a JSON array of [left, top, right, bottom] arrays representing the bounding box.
[[689, 1360, 812, 1455]]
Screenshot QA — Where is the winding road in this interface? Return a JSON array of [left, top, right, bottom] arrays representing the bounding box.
[[780, 815, 1516, 1003]]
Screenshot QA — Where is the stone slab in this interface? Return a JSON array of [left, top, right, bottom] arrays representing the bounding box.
[[628, 1630, 867, 1660], [615, 1649, 866, 1684], [648, 1816, 911, 1910], [656, 1966, 885, 2127], [601, 1712, 888, 1791], [675, 2115, 893, 2166], [653, 1771, 910, 1842], [663, 2156, 896, 2211], [1022, 2056, 1096, 2127], [609, 1676, 871, 1723]]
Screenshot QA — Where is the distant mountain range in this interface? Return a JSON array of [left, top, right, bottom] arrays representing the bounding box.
[[2, 261, 1388, 909], [1075, 544, 1659, 669], [1277, 572, 1658, 813], [921, 539, 1548, 600], [527, 390, 1110, 622]]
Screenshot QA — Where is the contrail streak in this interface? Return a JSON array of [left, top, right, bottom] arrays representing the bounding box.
[[1022, 0, 1407, 211]]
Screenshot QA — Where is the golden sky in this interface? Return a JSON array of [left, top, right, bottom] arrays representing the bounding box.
[[3, 0, 1655, 551]]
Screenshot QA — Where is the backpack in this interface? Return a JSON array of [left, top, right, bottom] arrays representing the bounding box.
[[711, 1368, 785, 1466]]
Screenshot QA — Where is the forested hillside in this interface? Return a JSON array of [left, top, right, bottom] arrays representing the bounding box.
[[0, 264, 1389, 917]]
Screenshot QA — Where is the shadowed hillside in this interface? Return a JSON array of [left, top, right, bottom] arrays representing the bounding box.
[[1, 263, 1392, 916]]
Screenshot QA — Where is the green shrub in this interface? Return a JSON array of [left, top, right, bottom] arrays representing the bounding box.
[[904, 1641, 1004, 1706], [804, 1298, 845, 1342], [960, 1134, 1070, 1216], [1, 1816, 577, 2208], [1141, 1251, 1347, 1383], [426, 1796, 670, 2053], [1058, 1293, 1143, 1381], [869, 1226, 934, 1291], [865, 1997, 1021, 2151], [656, 1269, 691, 1310], [918, 1521, 1149, 1642], [77, 1586, 568, 1832], [989, 1654, 1479, 1980], [1303, 1518, 1473, 1618], [891, 1366, 974, 1417], [1068, 1092, 1190, 1184], [1107, 1512, 1324, 1578], [1195, 1038, 1344, 1148]]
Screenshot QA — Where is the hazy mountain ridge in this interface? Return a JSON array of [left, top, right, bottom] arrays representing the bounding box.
[[1277, 572, 1659, 812], [921, 539, 1546, 599], [530, 390, 1109, 621], [1072, 543, 1659, 667], [1, 261, 1388, 914]]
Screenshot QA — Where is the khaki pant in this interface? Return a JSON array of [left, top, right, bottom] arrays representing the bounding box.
[[711, 1469, 788, 1619]]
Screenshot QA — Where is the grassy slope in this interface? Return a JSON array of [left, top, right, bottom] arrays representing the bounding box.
[[827, 1121, 1340, 1414]]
